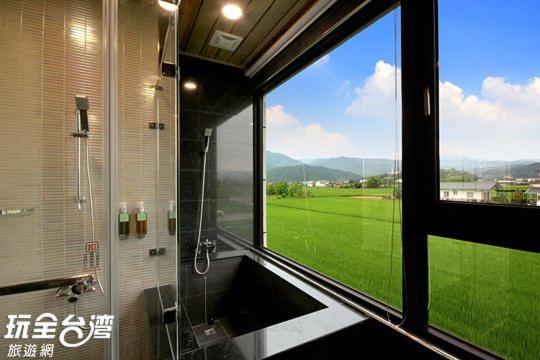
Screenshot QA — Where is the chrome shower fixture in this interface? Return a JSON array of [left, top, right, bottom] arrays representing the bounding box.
[[55, 274, 97, 303], [203, 128, 212, 153], [194, 128, 215, 275], [74, 95, 89, 209], [74, 94, 90, 134]]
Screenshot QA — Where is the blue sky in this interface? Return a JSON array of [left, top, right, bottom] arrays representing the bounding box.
[[266, 1, 540, 161]]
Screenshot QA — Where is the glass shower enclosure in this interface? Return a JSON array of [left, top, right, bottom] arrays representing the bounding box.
[[0, 0, 178, 359]]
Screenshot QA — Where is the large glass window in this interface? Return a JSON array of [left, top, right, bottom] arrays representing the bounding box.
[[263, 9, 402, 308], [429, 236, 540, 360], [438, 0, 540, 205], [216, 105, 254, 244]]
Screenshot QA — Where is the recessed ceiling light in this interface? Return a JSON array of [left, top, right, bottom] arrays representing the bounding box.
[[222, 3, 243, 20], [158, 0, 178, 12], [184, 81, 197, 90]]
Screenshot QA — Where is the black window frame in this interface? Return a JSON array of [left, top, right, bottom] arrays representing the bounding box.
[[250, 0, 540, 359]]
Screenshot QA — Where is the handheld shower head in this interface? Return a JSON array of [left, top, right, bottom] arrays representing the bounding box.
[[74, 95, 90, 133], [203, 128, 212, 153], [74, 95, 89, 111]]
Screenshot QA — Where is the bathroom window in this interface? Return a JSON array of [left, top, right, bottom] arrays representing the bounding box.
[[263, 8, 403, 309], [438, 0, 540, 206], [429, 236, 540, 360], [429, 2, 540, 358]]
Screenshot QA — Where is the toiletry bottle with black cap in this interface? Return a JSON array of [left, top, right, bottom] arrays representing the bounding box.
[[136, 201, 147, 239]]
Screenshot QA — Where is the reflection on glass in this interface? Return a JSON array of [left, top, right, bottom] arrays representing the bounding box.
[[429, 236, 540, 360], [438, 0, 540, 205], [216, 106, 254, 244], [263, 9, 402, 308]]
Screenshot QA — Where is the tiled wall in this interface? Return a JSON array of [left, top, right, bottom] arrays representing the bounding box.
[[116, 1, 176, 359], [0, 0, 106, 358], [178, 61, 254, 261]]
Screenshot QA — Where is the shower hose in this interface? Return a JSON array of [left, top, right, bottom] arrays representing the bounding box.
[[194, 137, 211, 275]]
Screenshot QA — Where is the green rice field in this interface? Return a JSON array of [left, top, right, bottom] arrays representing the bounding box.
[[266, 187, 539, 360]]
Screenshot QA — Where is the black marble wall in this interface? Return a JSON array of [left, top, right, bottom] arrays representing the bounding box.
[[179, 55, 255, 260]]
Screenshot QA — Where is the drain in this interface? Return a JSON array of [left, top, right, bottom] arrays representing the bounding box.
[[204, 328, 216, 336]]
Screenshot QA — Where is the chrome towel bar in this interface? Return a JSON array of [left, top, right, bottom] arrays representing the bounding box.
[[0, 273, 95, 297]]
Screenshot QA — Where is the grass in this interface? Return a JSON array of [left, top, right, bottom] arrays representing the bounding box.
[[266, 187, 539, 360], [307, 187, 393, 197]]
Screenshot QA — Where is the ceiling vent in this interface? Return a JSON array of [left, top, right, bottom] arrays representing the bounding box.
[[209, 30, 243, 51]]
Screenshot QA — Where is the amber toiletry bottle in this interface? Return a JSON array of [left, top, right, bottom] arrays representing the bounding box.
[[136, 201, 147, 239]]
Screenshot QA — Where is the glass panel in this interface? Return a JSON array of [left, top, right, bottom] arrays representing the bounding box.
[[156, 12, 178, 360], [0, 0, 106, 357], [263, 8, 402, 308], [177, 44, 254, 356], [179, 85, 254, 260], [216, 106, 254, 244], [116, 0, 177, 358], [429, 236, 540, 359], [438, 0, 540, 205]]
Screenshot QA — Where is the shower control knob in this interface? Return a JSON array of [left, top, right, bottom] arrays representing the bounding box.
[[203, 239, 217, 253], [75, 194, 87, 205]]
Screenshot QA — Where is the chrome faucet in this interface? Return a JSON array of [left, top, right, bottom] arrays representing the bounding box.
[[55, 275, 97, 303], [198, 239, 217, 254]]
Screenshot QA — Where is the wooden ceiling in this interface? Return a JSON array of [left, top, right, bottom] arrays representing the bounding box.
[[179, 0, 318, 70]]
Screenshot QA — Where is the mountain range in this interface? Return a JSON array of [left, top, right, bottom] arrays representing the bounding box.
[[439, 156, 540, 172], [267, 164, 361, 182], [266, 151, 302, 168], [266, 151, 540, 182], [267, 152, 395, 177], [479, 162, 540, 180]]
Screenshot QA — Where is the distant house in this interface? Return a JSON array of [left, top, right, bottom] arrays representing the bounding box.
[[440, 182, 500, 202], [302, 180, 328, 187], [525, 181, 540, 206]]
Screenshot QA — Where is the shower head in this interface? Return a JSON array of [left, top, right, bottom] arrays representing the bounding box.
[[74, 95, 90, 133], [203, 128, 212, 154], [74, 95, 89, 111]]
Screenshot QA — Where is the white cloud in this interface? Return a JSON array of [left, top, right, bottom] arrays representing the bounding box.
[[346, 60, 401, 120], [266, 105, 359, 160], [345, 60, 540, 160], [439, 77, 540, 130]]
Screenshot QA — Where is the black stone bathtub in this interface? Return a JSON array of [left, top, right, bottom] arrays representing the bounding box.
[[180, 255, 326, 348], [177, 253, 367, 359]]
